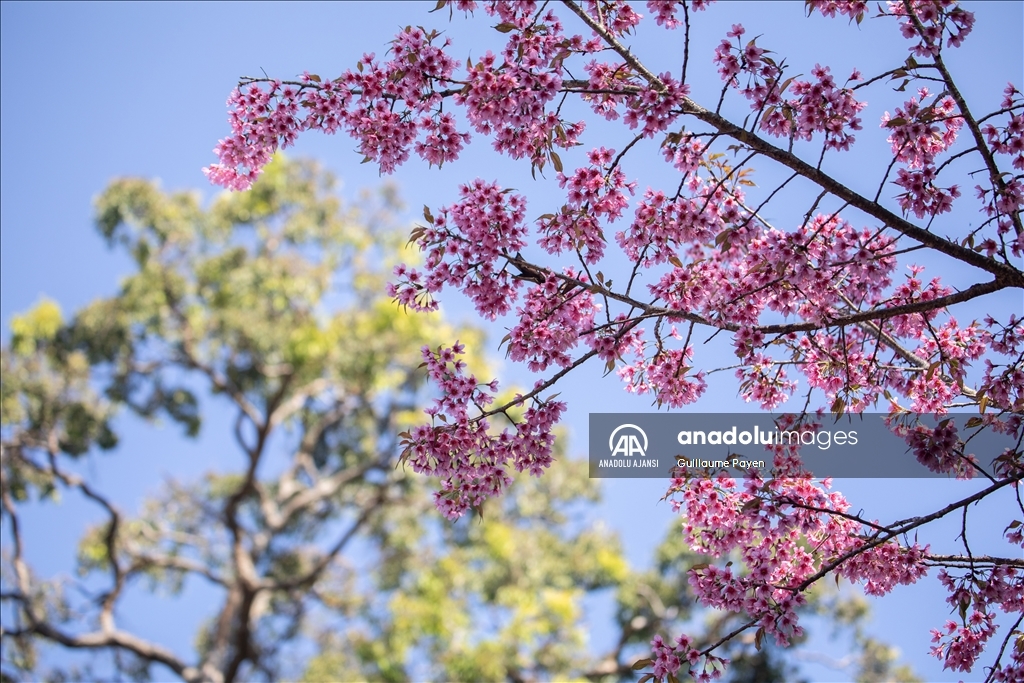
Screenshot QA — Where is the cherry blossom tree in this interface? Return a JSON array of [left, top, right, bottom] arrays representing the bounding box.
[[204, 1, 1023, 680]]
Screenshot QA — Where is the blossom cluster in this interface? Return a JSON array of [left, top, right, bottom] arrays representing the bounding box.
[[735, 353, 797, 411], [626, 346, 708, 408], [637, 207, 919, 410], [928, 563, 1024, 679], [583, 0, 642, 36], [977, 84, 1024, 257], [618, 187, 718, 268], [508, 270, 597, 372], [778, 64, 866, 151], [657, 409, 1019, 679], [893, 165, 962, 218], [400, 343, 564, 520], [806, 0, 868, 21], [389, 180, 529, 320], [581, 59, 689, 139], [537, 147, 636, 263], [887, 0, 975, 56], [929, 614, 997, 673], [583, 313, 645, 364], [981, 315, 1024, 413], [882, 88, 965, 218], [984, 85, 1024, 171], [882, 88, 962, 168], [645, 633, 726, 683], [645, 0, 713, 30], [205, 26, 469, 188], [205, 7, 601, 188], [990, 646, 1024, 683], [664, 449, 931, 650], [714, 25, 866, 150], [453, 2, 594, 170]]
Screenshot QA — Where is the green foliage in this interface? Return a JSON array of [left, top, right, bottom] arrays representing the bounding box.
[[2, 300, 118, 506], [9, 299, 62, 356], [309, 458, 630, 682]]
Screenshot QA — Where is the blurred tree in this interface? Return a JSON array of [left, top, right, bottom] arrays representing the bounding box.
[[0, 156, 913, 683]]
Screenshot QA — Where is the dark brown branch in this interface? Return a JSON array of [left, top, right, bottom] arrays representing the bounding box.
[[510, 251, 1010, 335], [791, 475, 1023, 594], [686, 106, 1021, 285], [924, 554, 1024, 569]]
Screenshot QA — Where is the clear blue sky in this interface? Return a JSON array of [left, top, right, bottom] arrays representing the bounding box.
[[2, 2, 1021, 680]]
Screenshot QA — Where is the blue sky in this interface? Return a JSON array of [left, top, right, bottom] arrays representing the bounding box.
[[2, 2, 1022, 680]]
